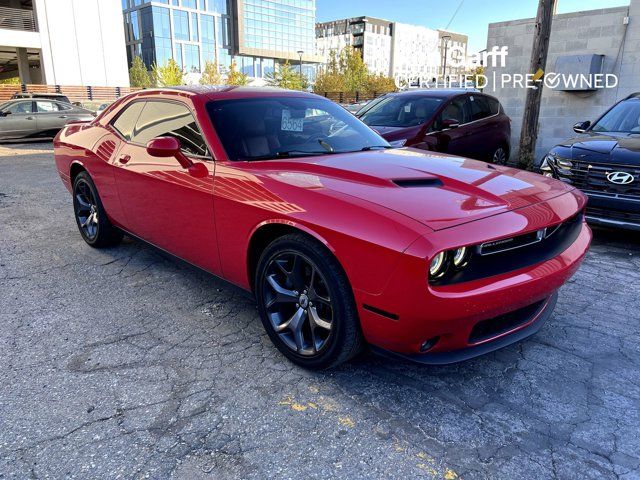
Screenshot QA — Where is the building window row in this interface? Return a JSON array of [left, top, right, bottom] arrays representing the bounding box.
[[123, 0, 228, 14]]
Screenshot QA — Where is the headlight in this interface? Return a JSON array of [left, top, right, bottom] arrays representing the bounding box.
[[452, 247, 469, 268], [429, 252, 446, 278], [539, 154, 556, 177], [389, 139, 407, 147], [428, 247, 474, 285]]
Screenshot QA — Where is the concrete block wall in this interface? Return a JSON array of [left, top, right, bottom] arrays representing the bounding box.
[[484, 2, 638, 162]]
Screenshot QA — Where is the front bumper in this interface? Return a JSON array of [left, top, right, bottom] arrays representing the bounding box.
[[355, 191, 591, 361], [584, 191, 640, 231], [372, 293, 557, 365]]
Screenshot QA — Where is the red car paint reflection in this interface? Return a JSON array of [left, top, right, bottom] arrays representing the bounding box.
[[54, 87, 591, 365]]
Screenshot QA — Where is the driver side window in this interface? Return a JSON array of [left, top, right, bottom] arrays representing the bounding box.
[[130, 101, 209, 157], [431, 97, 470, 132]]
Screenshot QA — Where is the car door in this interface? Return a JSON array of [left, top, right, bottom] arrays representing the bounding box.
[[34, 100, 69, 133], [425, 95, 474, 156], [466, 94, 498, 159], [0, 101, 36, 139], [112, 99, 221, 274]]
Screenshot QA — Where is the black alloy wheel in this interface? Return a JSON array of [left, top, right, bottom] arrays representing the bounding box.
[[263, 251, 334, 355], [255, 234, 363, 369], [492, 146, 508, 165], [74, 179, 99, 241], [72, 172, 122, 248]]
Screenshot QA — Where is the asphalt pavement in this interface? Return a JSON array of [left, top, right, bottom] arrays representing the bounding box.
[[1, 142, 639, 479]]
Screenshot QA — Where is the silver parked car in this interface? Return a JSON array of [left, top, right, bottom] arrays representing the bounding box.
[[0, 99, 94, 141]]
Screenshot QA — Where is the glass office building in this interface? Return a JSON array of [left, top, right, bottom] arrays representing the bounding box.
[[121, 0, 318, 82]]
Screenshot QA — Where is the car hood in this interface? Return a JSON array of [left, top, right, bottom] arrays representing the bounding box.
[[255, 148, 574, 231], [555, 132, 640, 165]]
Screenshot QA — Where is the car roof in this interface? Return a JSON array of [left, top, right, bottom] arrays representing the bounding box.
[[14, 92, 68, 97], [388, 89, 472, 98], [135, 86, 322, 101]]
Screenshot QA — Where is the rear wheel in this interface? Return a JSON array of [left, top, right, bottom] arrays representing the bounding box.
[[255, 234, 363, 369], [72, 172, 122, 248], [491, 145, 509, 165]]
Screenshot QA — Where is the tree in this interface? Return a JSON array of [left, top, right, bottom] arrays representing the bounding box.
[[225, 60, 249, 86], [200, 60, 223, 85], [338, 46, 370, 93], [313, 50, 345, 94], [152, 59, 185, 87], [129, 56, 152, 88], [364, 74, 397, 95], [468, 66, 485, 89], [312, 47, 396, 96], [265, 61, 308, 90]]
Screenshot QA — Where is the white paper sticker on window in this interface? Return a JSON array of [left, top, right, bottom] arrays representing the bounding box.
[[281, 110, 304, 132], [404, 104, 411, 113]]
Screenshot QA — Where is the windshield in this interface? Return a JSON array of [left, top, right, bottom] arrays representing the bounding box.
[[359, 95, 444, 128], [206, 96, 389, 161], [592, 99, 640, 134]]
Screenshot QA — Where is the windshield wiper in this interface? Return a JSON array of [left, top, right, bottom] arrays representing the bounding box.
[[360, 145, 393, 151], [276, 150, 335, 157]]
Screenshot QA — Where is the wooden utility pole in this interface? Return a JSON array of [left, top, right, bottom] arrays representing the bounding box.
[[517, 0, 556, 170]]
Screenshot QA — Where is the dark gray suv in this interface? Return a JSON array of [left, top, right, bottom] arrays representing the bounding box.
[[0, 99, 94, 141]]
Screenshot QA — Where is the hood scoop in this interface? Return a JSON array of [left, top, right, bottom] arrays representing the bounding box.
[[393, 178, 443, 188]]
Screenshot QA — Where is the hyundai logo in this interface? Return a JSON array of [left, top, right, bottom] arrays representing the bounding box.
[[606, 171, 635, 185]]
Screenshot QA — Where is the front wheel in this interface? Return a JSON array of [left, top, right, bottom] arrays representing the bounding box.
[[255, 234, 363, 369], [73, 172, 122, 248]]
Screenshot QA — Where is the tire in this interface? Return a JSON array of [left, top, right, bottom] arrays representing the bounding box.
[[491, 145, 509, 165], [72, 171, 123, 248], [255, 233, 364, 369]]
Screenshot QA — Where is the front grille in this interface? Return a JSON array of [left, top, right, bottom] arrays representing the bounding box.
[[469, 299, 546, 344], [586, 206, 640, 224], [556, 159, 640, 197]]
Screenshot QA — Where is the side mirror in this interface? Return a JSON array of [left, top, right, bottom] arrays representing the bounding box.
[[573, 121, 590, 134], [0, 111, 10, 117], [442, 118, 460, 129], [146, 136, 193, 169]]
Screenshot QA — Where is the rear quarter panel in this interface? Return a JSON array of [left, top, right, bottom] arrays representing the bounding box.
[[54, 122, 124, 225]]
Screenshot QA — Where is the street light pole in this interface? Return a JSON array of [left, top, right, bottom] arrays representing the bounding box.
[[441, 35, 451, 85], [297, 50, 304, 80]]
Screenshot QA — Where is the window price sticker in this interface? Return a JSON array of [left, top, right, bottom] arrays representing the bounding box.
[[281, 109, 304, 132]]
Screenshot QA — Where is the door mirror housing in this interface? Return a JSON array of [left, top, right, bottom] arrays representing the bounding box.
[[441, 118, 460, 130], [146, 136, 193, 169], [0, 111, 10, 117], [573, 121, 590, 134]]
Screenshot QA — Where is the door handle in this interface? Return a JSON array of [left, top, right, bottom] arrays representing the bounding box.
[[59, 115, 68, 119], [118, 154, 131, 165], [26, 116, 35, 120]]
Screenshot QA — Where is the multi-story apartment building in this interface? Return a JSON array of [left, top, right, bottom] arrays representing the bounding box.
[[437, 29, 468, 78], [0, 0, 129, 86], [122, 0, 320, 83], [315, 16, 468, 85]]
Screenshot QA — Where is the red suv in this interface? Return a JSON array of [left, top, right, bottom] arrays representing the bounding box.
[[357, 89, 511, 164]]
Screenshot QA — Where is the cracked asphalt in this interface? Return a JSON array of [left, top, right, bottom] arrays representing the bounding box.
[[1, 142, 639, 479]]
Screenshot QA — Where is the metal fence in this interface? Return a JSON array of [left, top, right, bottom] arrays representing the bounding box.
[[0, 84, 141, 103], [320, 91, 388, 104], [0, 6, 36, 32]]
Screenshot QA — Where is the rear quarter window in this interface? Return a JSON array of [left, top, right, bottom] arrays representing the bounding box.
[[111, 101, 145, 141], [486, 97, 501, 115]]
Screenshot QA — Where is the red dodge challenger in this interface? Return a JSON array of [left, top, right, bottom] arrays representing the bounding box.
[[54, 87, 591, 369]]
